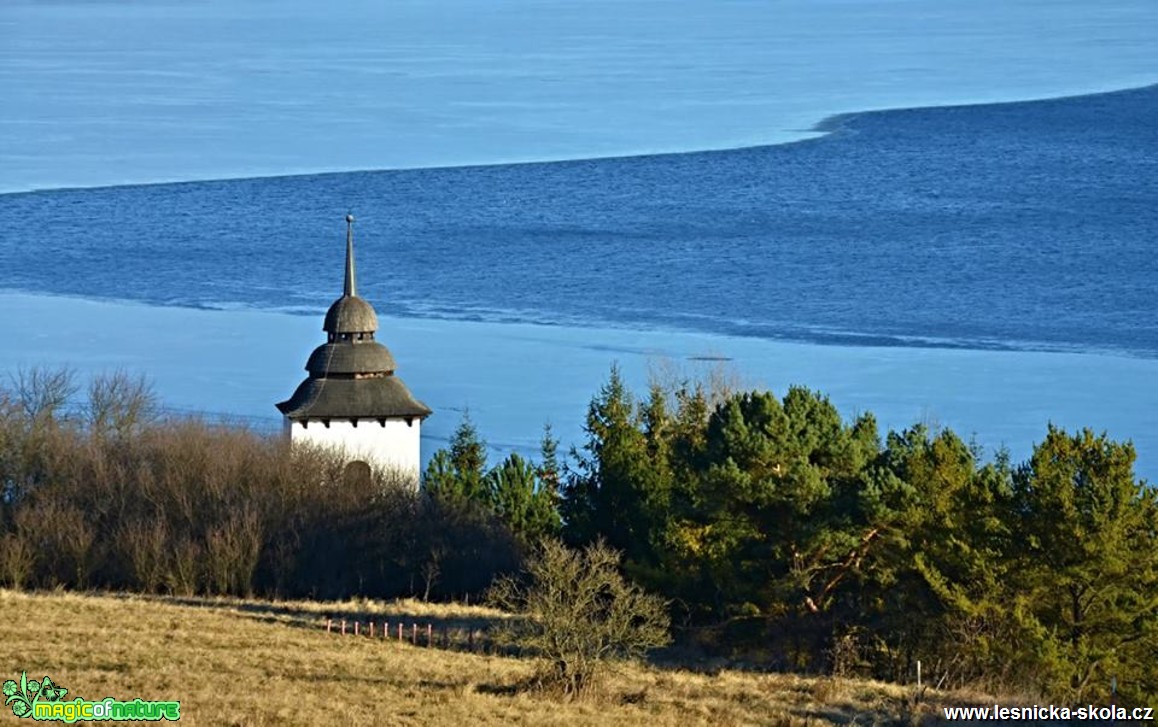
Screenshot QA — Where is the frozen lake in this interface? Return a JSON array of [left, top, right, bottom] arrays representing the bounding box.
[[2, 0, 1156, 191], [2, 293, 1156, 480], [1, 0, 1155, 481]]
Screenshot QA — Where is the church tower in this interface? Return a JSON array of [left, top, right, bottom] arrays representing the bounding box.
[[277, 215, 431, 481]]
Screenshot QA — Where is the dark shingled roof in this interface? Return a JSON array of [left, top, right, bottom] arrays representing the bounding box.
[[276, 214, 432, 423], [277, 375, 432, 420], [306, 342, 396, 376]]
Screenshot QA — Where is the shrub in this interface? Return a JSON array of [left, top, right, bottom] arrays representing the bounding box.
[[0, 366, 522, 601], [489, 539, 670, 698]]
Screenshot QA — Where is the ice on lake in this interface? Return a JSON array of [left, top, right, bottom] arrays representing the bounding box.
[[2, 293, 1155, 482], [1, 0, 1155, 482], [2, 0, 1156, 191]]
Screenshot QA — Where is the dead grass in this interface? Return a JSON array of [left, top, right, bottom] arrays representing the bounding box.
[[0, 589, 1012, 725]]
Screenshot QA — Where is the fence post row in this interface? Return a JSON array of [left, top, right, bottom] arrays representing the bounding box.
[[325, 619, 471, 651]]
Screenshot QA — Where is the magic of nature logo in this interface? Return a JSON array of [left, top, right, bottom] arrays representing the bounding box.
[[3, 672, 180, 722]]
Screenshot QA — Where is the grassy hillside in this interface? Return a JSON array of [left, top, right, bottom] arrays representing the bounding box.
[[0, 589, 1006, 725]]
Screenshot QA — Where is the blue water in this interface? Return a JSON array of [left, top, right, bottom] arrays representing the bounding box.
[[2, 85, 1157, 357]]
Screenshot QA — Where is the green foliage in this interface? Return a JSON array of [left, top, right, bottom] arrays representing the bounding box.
[[692, 387, 881, 616], [859, 426, 1016, 683], [6, 364, 1156, 706], [539, 423, 560, 493], [486, 452, 561, 544], [559, 365, 1158, 705], [562, 366, 673, 569], [1008, 427, 1158, 703], [422, 412, 562, 550], [488, 539, 671, 698], [424, 412, 488, 503]]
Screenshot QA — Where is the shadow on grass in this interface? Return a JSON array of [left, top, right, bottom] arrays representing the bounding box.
[[102, 592, 996, 725], [114, 592, 518, 655], [473, 682, 523, 697]]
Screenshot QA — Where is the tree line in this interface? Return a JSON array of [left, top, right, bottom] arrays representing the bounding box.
[[426, 365, 1157, 706], [0, 365, 1154, 705], [0, 368, 522, 603]]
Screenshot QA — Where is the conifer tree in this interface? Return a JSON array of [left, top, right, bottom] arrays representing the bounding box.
[[1010, 426, 1158, 703], [562, 366, 657, 560], [485, 452, 561, 546], [424, 411, 488, 504]]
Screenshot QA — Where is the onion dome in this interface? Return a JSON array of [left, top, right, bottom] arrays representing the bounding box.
[[277, 215, 432, 422], [324, 296, 378, 335]]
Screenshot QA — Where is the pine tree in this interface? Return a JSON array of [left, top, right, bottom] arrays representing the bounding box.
[[561, 366, 671, 567], [423, 411, 489, 505], [538, 423, 560, 498], [485, 452, 560, 545], [1009, 426, 1158, 702]]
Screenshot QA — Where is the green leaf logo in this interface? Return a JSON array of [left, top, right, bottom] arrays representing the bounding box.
[[4, 672, 70, 719], [40, 677, 67, 702]]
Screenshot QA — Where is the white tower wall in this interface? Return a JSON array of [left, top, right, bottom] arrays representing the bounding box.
[[287, 418, 422, 482], [277, 216, 430, 484]]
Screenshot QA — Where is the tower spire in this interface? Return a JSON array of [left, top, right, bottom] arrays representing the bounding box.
[[344, 213, 357, 297], [340, 213, 354, 298]]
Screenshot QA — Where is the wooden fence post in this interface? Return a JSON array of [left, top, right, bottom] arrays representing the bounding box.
[[427, 623, 432, 646], [355, 622, 360, 637], [370, 621, 375, 638], [398, 623, 403, 641], [341, 620, 346, 636], [326, 619, 332, 634]]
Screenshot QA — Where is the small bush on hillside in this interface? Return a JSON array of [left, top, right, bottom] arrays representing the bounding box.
[[489, 539, 670, 698]]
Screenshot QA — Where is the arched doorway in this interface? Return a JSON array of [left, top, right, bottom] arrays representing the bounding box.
[[343, 460, 372, 487]]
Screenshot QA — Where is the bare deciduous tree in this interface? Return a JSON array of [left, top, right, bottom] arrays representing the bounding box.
[[119, 518, 169, 593], [166, 537, 202, 597], [0, 533, 35, 589], [87, 370, 158, 438], [11, 366, 77, 422], [205, 506, 263, 596]]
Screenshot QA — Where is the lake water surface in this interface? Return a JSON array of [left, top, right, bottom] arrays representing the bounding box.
[[1, 0, 1155, 478]]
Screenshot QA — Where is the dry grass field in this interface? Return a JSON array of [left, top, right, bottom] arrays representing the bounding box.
[[0, 589, 1010, 726]]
